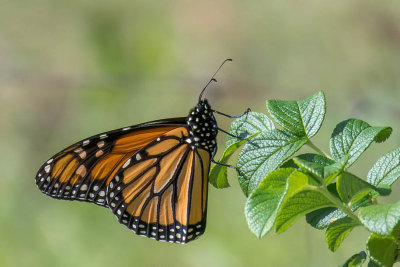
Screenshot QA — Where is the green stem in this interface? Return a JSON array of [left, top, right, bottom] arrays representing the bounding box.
[[317, 187, 361, 224], [307, 140, 332, 159]]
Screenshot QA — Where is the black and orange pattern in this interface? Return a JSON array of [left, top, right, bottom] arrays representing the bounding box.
[[35, 100, 218, 243]]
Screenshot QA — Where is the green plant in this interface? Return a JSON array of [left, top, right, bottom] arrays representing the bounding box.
[[210, 91, 400, 267]]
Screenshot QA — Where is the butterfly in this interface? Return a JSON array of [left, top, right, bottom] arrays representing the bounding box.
[[35, 59, 244, 244]]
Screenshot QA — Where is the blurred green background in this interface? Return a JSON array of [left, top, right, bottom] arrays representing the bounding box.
[[1, 0, 400, 266]]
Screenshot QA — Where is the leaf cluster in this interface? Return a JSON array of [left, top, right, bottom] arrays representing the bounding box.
[[210, 91, 400, 266]]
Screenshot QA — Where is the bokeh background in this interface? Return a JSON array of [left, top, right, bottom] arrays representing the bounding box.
[[1, 1, 400, 266]]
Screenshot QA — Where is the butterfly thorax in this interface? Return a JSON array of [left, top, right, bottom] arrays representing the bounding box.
[[185, 99, 217, 152]]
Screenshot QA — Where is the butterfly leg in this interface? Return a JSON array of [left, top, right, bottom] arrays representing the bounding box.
[[217, 127, 259, 148], [214, 108, 259, 148], [211, 107, 251, 118], [210, 145, 243, 176]]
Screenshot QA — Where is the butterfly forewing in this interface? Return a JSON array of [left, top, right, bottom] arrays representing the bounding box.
[[107, 127, 211, 243], [35, 119, 186, 207], [35, 98, 218, 244]]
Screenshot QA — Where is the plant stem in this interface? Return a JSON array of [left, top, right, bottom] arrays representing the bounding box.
[[307, 140, 332, 159], [317, 187, 361, 224]]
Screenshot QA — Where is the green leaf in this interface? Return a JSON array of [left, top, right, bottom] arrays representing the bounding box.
[[323, 156, 350, 183], [293, 157, 326, 180], [275, 172, 335, 233], [297, 153, 335, 167], [367, 260, 380, 267], [329, 119, 392, 168], [367, 147, 400, 195], [306, 207, 348, 230], [292, 154, 347, 184], [340, 251, 367, 267], [280, 158, 300, 169], [209, 139, 247, 188], [306, 191, 374, 230], [245, 168, 296, 238], [209, 112, 274, 188], [358, 201, 400, 236], [267, 91, 326, 138], [367, 260, 381, 267], [326, 217, 360, 252], [293, 154, 336, 179], [226, 111, 275, 148], [237, 129, 307, 196], [367, 234, 398, 267], [337, 172, 376, 204]]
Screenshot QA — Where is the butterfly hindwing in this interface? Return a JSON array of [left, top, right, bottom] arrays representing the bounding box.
[[35, 119, 186, 207], [35, 97, 219, 243], [107, 127, 211, 244]]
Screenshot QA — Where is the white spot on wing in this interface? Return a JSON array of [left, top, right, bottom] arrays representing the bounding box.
[[97, 141, 105, 148], [79, 151, 87, 159], [122, 159, 131, 168], [95, 150, 104, 157], [44, 165, 51, 173]]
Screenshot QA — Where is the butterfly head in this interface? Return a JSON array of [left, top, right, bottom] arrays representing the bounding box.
[[186, 99, 218, 152]]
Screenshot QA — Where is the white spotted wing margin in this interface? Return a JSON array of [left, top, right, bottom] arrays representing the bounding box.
[[35, 132, 116, 207], [106, 127, 211, 244], [35, 118, 187, 208]]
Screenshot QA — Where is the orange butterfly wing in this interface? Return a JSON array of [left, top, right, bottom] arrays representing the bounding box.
[[107, 127, 211, 243], [35, 119, 186, 207], [36, 98, 218, 244]]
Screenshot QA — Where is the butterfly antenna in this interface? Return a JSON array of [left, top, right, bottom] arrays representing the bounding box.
[[199, 58, 232, 101]]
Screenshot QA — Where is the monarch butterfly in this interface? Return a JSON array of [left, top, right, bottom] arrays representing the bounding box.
[[35, 59, 245, 244]]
